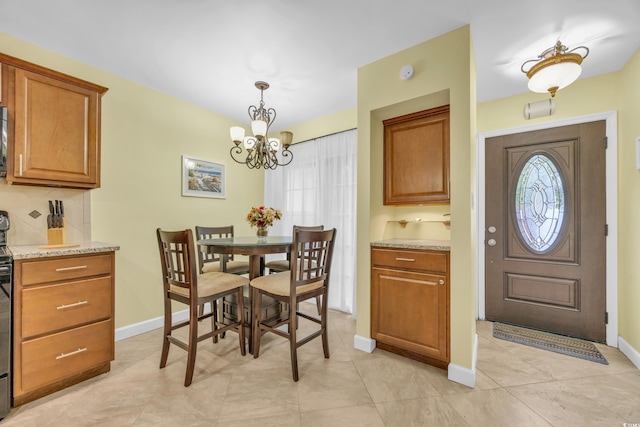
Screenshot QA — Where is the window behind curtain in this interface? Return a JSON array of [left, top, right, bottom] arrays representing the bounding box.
[[265, 129, 357, 313]]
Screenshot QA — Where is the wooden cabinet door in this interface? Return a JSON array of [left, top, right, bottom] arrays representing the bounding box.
[[11, 68, 100, 187], [0, 63, 7, 107], [383, 105, 450, 205], [371, 267, 449, 361]]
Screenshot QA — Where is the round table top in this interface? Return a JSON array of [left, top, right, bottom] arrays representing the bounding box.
[[197, 236, 292, 255]]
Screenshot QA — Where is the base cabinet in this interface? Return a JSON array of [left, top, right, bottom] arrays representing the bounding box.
[[371, 247, 449, 368], [13, 252, 115, 406]]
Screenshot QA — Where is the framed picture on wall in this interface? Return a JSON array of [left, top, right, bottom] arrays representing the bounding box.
[[181, 155, 226, 199]]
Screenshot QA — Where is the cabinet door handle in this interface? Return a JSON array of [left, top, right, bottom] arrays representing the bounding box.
[[56, 347, 87, 360], [57, 300, 88, 310], [395, 257, 415, 262], [19, 154, 23, 176], [439, 279, 445, 285], [55, 265, 88, 272]]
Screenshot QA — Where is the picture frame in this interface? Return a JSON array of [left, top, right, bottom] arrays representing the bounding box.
[[181, 155, 226, 199]]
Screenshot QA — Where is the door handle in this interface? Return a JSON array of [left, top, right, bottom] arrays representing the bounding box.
[[487, 239, 497, 247]]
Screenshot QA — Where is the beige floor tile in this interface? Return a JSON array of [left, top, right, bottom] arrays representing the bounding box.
[[354, 352, 442, 402], [507, 380, 627, 426], [217, 369, 299, 423], [476, 344, 554, 387], [300, 404, 385, 427], [3, 317, 638, 427], [217, 412, 301, 427], [298, 361, 373, 412], [376, 396, 469, 426], [444, 388, 553, 427]]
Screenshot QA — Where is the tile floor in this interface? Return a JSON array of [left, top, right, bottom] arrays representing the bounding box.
[[3, 303, 640, 426]]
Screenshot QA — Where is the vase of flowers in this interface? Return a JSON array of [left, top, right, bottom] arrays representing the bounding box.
[[247, 206, 282, 238]]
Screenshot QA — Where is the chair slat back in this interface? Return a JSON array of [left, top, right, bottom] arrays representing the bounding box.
[[289, 228, 336, 292], [157, 228, 197, 297], [195, 225, 236, 273]]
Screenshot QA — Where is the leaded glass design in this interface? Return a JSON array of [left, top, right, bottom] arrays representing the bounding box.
[[514, 154, 565, 252]]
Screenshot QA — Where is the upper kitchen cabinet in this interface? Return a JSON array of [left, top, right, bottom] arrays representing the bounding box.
[[383, 105, 450, 205], [0, 63, 7, 107], [0, 53, 108, 189]]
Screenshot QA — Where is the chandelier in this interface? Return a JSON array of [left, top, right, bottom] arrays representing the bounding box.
[[521, 40, 589, 97], [229, 81, 293, 170]]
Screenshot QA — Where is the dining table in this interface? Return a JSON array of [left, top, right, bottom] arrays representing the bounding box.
[[197, 235, 292, 353], [197, 235, 292, 280]]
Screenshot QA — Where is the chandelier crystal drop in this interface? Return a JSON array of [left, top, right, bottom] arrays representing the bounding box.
[[521, 40, 589, 97], [229, 81, 293, 170]]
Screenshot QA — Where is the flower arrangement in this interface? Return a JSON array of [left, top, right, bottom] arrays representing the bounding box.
[[246, 206, 282, 228]]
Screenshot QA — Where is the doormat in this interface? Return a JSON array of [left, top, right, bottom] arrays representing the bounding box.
[[492, 322, 608, 365]]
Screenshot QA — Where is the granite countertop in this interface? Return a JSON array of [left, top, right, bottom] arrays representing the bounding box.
[[9, 241, 120, 260], [371, 238, 451, 251]]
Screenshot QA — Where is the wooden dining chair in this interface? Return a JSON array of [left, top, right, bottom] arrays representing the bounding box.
[[195, 225, 250, 321], [264, 225, 324, 314], [250, 227, 336, 381], [156, 228, 247, 386], [195, 225, 250, 275]]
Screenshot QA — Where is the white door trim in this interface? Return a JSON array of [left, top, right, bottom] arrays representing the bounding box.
[[477, 111, 618, 347]]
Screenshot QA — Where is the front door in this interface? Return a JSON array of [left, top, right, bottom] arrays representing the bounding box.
[[485, 121, 607, 342]]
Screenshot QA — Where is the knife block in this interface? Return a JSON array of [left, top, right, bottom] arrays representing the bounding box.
[[47, 225, 66, 246]]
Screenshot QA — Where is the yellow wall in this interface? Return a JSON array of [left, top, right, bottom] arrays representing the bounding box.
[[618, 48, 640, 351], [356, 26, 476, 370], [0, 33, 264, 328], [477, 73, 620, 132], [285, 108, 356, 144]]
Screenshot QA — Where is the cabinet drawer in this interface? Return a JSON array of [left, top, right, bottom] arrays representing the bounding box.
[[371, 248, 448, 273], [21, 320, 113, 392], [20, 254, 112, 286], [22, 276, 112, 338]]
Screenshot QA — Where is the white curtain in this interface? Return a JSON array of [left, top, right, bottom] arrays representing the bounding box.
[[265, 129, 357, 313]]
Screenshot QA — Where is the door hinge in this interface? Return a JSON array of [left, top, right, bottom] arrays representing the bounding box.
[[604, 136, 608, 149], [605, 312, 609, 324], [605, 224, 609, 236]]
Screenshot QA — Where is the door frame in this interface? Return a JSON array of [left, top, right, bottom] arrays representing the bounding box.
[[477, 111, 618, 347]]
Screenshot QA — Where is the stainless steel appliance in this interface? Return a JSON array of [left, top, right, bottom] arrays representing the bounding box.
[[0, 210, 11, 419]]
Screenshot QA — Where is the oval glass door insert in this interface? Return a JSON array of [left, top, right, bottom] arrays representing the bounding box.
[[514, 154, 566, 252]]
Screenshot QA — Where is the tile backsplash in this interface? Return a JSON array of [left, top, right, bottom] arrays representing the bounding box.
[[0, 180, 91, 246]]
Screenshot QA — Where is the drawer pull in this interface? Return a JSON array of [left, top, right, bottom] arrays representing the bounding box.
[[57, 300, 89, 310], [56, 347, 87, 360], [395, 257, 415, 262], [439, 279, 445, 285], [55, 265, 88, 272]]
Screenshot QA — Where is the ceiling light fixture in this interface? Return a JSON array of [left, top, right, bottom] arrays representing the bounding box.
[[229, 81, 293, 170], [521, 40, 589, 97]]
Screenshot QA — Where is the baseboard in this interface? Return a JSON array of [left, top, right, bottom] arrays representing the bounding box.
[[447, 333, 478, 388], [619, 336, 640, 371], [354, 334, 376, 353], [114, 309, 190, 342]]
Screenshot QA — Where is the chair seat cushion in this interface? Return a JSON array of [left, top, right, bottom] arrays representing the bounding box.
[[264, 259, 290, 272], [170, 272, 248, 298], [250, 271, 324, 297], [202, 260, 250, 274]]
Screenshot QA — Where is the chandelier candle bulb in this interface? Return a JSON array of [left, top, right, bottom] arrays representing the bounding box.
[[524, 99, 556, 120], [230, 126, 245, 144]]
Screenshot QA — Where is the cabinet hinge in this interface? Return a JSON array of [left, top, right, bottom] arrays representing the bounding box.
[[604, 136, 608, 149], [605, 224, 609, 236], [605, 312, 609, 324]]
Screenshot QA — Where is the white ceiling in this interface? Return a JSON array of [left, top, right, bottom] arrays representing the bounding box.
[[2, 0, 639, 130]]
